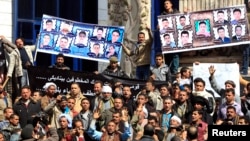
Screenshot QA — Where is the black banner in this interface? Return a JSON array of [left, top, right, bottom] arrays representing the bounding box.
[[28, 66, 167, 96]]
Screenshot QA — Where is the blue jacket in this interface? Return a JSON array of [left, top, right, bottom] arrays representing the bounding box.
[[87, 119, 132, 141]]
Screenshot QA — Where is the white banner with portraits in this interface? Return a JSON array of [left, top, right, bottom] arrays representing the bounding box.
[[158, 5, 250, 54], [35, 15, 125, 62]]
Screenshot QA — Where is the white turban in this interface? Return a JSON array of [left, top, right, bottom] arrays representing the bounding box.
[[171, 115, 182, 124], [43, 82, 57, 91], [58, 114, 72, 128], [102, 85, 112, 93]]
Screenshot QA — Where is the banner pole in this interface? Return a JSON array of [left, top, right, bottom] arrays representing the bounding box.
[[2, 77, 9, 89]]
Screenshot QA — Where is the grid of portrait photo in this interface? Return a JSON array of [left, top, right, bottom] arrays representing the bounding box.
[[158, 5, 250, 53], [37, 15, 125, 62]]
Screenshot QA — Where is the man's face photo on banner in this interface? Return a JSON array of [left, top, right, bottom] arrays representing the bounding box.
[[43, 19, 57, 32], [60, 21, 74, 35], [213, 25, 229, 39], [87, 41, 104, 58], [92, 27, 107, 41], [213, 10, 229, 24], [74, 29, 89, 46], [195, 20, 211, 37], [105, 43, 118, 59], [176, 15, 190, 30], [161, 33, 176, 48], [106, 28, 124, 44], [54, 35, 73, 53], [231, 24, 246, 41], [178, 30, 193, 47], [230, 8, 245, 25], [40, 33, 54, 49]]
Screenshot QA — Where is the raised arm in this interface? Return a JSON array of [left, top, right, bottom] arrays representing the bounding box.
[[122, 43, 134, 56], [0, 36, 17, 53], [208, 65, 223, 95], [145, 26, 153, 44], [88, 110, 102, 141]]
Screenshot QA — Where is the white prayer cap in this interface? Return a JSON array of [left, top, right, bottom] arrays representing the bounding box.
[[43, 82, 57, 90], [58, 114, 72, 128], [102, 85, 112, 93], [171, 115, 182, 124]]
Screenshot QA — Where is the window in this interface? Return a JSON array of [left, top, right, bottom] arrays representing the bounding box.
[[15, 0, 98, 71]]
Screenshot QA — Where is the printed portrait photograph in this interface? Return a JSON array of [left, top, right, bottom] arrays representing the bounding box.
[[230, 8, 245, 25], [160, 33, 176, 48], [59, 21, 74, 36], [106, 28, 124, 44], [176, 15, 191, 30], [213, 25, 231, 44], [158, 17, 174, 34], [87, 41, 105, 58], [177, 30, 193, 47], [194, 20, 211, 37], [91, 26, 107, 41], [39, 33, 54, 49], [54, 35, 73, 53], [104, 43, 119, 59], [74, 29, 90, 47], [231, 24, 246, 42], [42, 19, 57, 32], [213, 10, 229, 25]]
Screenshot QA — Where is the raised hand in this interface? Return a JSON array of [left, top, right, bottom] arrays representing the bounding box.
[[208, 65, 216, 76], [121, 108, 129, 121], [93, 110, 101, 119]]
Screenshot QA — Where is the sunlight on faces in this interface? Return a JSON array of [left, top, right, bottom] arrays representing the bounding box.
[[94, 83, 102, 95], [70, 83, 81, 96], [21, 88, 31, 100], [114, 98, 123, 109], [4, 108, 13, 119], [138, 33, 145, 43], [164, 0, 173, 10], [194, 82, 205, 91], [59, 117, 69, 128], [81, 99, 90, 111], [107, 121, 116, 133], [160, 86, 169, 97], [67, 98, 76, 110], [226, 108, 236, 119], [46, 85, 56, 97], [122, 86, 131, 98], [15, 38, 24, 48], [32, 92, 42, 101], [191, 111, 201, 122], [163, 99, 173, 111]]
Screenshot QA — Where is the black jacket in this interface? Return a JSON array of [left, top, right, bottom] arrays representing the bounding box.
[[13, 98, 41, 128]]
